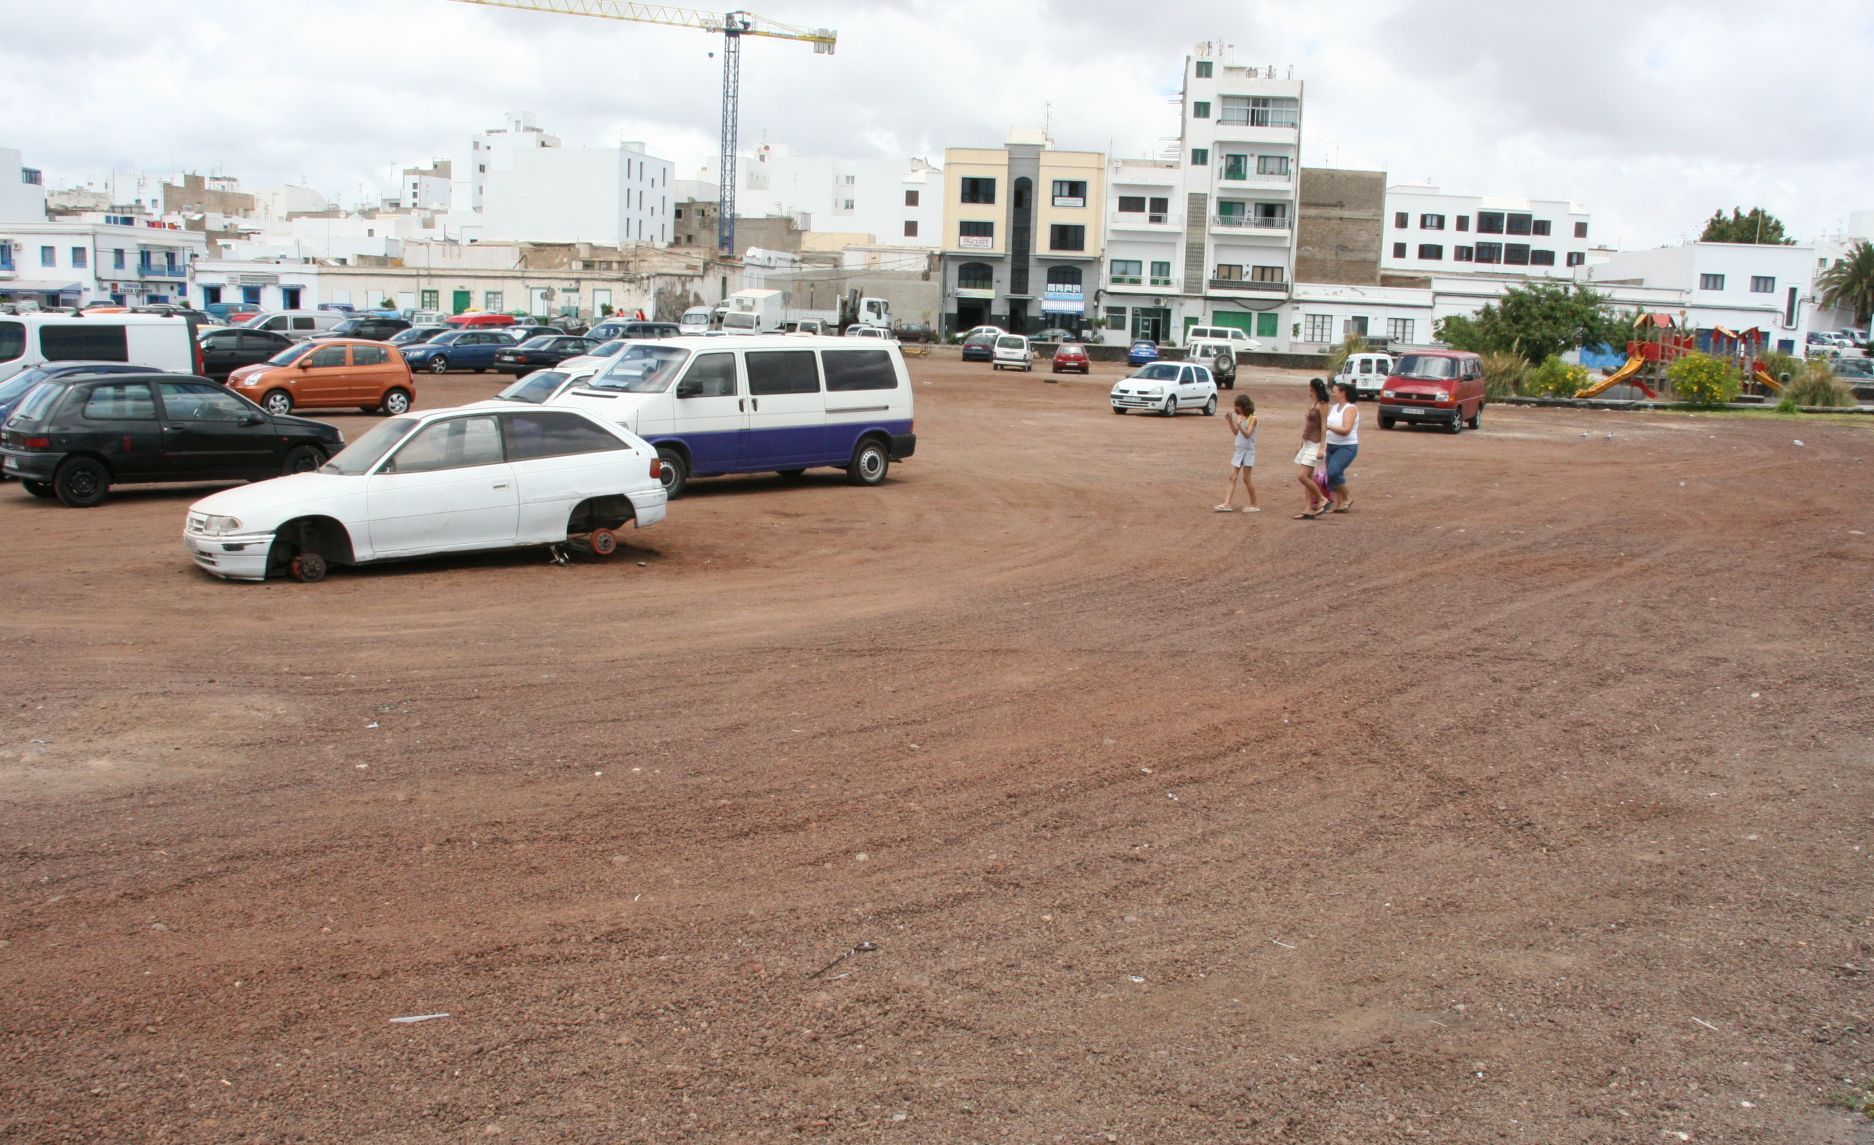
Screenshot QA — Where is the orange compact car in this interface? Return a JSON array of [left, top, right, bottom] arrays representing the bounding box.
[[225, 337, 415, 415]]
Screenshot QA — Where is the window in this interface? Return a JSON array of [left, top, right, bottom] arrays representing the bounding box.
[[113, 248, 125, 269], [157, 381, 250, 421], [1103, 306, 1127, 330], [1699, 273, 1725, 291], [81, 382, 156, 420], [1750, 275, 1775, 293], [1420, 213, 1444, 230], [1529, 249, 1555, 267], [1507, 213, 1533, 235], [484, 291, 503, 311], [958, 219, 994, 243], [1149, 261, 1173, 286], [1195, 60, 1212, 77], [1149, 196, 1168, 218], [503, 411, 625, 459], [42, 325, 129, 361], [1574, 221, 1588, 239], [1474, 242, 1503, 264], [1418, 244, 1444, 260], [1565, 251, 1586, 267], [1476, 212, 1504, 234], [353, 345, 390, 366], [1047, 266, 1082, 289], [307, 345, 349, 368], [1213, 264, 1243, 281], [823, 349, 899, 392], [1257, 155, 1291, 177], [1344, 316, 1369, 337], [677, 352, 737, 398], [1256, 312, 1278, 337], [1392, 242, 1407, 258], [420, 289, 439, 310], [1388, 318, 1415, 343], [903, 220, 919, 237], [1532, 219, 1551, 237], [746, 350, 820, 396], [71, 247, 87, 269], [844, 175, 856, 185], [904, 189, 919, 207], [960, 177, 996, 204], [1117, 195, 1146, 213], [1190, 148, 1208, 166], [1304, 314, 1333, 342], [1251, 265, 1285, 283], [1048, 224, 1085, 251], [389, 415, 504, 473], [843, 199, 854, 210], [1394, 212, 1408, 228], [1455, 246, 1474, 262], [1192, 101, 1211, 119], [1456, 216, 1470, 232], [1110, 259, 1142, 285], [957, 262, 993, 291], [39, 245, 54, 267], [1222, 153, 1249, 181], [0, 319, 22, 361], [1504, 244, 1530, 266]]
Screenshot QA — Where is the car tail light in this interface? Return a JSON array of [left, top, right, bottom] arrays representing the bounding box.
[[21, 436, 50, 450], [649, 458, 662, 479]]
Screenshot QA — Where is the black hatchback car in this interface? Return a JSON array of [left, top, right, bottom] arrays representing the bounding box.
[[197, 327, 296, 381], [492, 335, 602, 374], [0, 371, 343, 507]]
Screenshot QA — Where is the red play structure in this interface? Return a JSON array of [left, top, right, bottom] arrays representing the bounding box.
[[1575, 313, 1781, 399]]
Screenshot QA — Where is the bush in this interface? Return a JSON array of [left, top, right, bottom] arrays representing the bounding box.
[[1666, 352, 1741, 405], [1481, 350, 1528, 399], [1781, 361, 1856, 407], [1756, 348, 1803, 385], [1522, 354, 1592, 397]]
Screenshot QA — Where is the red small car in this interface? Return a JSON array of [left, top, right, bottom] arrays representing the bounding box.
[[1378, 349, 1486, 433], [1051, 342, 1091, 375]]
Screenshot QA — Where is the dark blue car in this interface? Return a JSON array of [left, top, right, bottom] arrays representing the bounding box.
[[1127, 339, 1160, 366], [398, 329, 516, 373], [961, 332, 997, 362]]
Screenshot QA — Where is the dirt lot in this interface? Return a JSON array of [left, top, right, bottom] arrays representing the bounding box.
[[2, 353, 1872, 1142]]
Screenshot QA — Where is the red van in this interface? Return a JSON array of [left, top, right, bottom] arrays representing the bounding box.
[[1378, 349, 1486, 433], [444, 312, 517, 329]]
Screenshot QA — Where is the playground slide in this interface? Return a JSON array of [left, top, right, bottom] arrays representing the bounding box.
[[1752, 366, 1782, 393], [1576, 355, 1645, 398]]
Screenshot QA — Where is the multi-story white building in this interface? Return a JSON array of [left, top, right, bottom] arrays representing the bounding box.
[[0, 216, 208, 308], [453, 112, 558, 216], [397, 160, 453, 211], [698, 144, 944, 248], [0, 147, 46, 224], [1100, 43, 1303, 348], [1580, 241, 1816, 353], [479, 140, 672, 245], [1382, 186, 1592, 279]]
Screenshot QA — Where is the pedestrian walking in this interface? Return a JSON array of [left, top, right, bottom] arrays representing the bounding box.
[[1294, 377, 1331, 519], [1324, 380, 1359, 513], [1215, 394, 1260, 512]]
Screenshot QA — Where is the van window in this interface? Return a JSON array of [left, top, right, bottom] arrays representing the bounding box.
[[82, 382, 157, 421], [1394, 354, 1457, 380], [293, 317, 317, 331], [680, 352, 738, 397], [746, 350, 820, 396], [0, 320, 22, 362], [822, 349, 898, 392], [41, 324, 130, 362]]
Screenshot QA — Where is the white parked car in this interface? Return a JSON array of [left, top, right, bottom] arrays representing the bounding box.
[[962, 324, 1006, 341], [183, 402, 667, 582], [494, 364, 607, 405], [557, 338, 629, 370], [1110, 361, 1218, 416], [991, 334, 1035, 371], [843, 324, 893, 340]]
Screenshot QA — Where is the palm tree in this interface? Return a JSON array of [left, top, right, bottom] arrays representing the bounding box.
[[1818, 240, 1874, 326]]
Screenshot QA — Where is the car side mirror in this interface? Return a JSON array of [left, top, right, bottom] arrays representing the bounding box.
[[675, 380, 702, 398], [297, 359, 312, 369], [243, 413, 265, 426]]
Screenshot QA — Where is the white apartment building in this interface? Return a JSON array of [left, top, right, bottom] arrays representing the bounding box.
[[479, 140, 672, 245], [397, 160, 453, 211], [700, 144, 944, 248], [1382, 186, 1592, 279], [0, 217, 207, 308], [1101, 43, 1302, 348], [454, 112, 559, 215], [1581, 241, 1816, 353], [0, 147, 46, 224]]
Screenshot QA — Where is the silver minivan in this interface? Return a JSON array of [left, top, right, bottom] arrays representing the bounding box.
[[241, 310, 346, 341]]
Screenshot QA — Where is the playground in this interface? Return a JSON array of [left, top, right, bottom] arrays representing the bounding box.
[[1575, 312, 1806, 400]]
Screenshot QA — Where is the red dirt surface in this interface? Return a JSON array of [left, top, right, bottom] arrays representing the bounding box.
[[2, 355, 1873, 1143]]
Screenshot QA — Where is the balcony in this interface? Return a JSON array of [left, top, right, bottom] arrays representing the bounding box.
[[1207, 277, 1290, 296], [138, 264, 187, 279], [1218, 169, 1294, 193], [1212, 110, 1300, 145], [1210, 214, 1291, 237], [1110, 211, 1177, 234]]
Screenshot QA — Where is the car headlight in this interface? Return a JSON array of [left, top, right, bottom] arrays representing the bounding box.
[[1144, 386, 1163, 395], [1381, 389, 1396, 399], [240, 376, 259, 386], [199, 514, 245, 536]]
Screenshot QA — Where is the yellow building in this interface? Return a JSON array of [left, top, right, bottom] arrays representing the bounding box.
[[940, 130, 1104, 336]]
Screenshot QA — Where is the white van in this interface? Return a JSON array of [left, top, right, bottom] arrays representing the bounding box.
[[679, 306, 713, 335], [0, 313, 199, 384], [1335, 351, 1395, 400], [241, 310, 346, 341], [546, 334, 915, 497], [1185, 325, 1261, 350]]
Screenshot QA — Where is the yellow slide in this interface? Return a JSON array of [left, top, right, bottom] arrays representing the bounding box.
[[1752, 366, 1781, 393], [1576, 355, 1644, 398]]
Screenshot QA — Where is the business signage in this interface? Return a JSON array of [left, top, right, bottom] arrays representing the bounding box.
[[956, 287, 996, 300], [957, 235, 993, 250]]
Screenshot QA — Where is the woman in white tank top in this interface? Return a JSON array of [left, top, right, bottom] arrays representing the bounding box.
[[1323, 380, 1359, 513]]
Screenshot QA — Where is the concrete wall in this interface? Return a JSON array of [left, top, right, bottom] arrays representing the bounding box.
[[1296, 167, 1383, 285]]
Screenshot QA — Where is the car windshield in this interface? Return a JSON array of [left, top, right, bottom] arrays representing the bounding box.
[[1135, 363, 1180, 381], [320, 417, 418, 475], [9, 382, 59, 423], [1132, 341, 1155, 350], [1394, 354, 1458, 380], [391, 328, 438, 345], [329, 319, 362, 334], [497, 370, 570, 404], [965, 334, 995, 347], [428, 332, 465, 345], [0, 368, 52, 403], [996, 336, 1024, 349], [587, 345, 691, 393], [585, 339, 626, 358], [1058, 343, 1084, 352], [265, 342, 315, 366], [517, 336, 557, 349]]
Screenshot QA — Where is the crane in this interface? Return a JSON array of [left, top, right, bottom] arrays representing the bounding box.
[[445, 0, 836, 258]]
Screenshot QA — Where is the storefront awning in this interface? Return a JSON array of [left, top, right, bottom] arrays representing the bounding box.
[[0, 281, 82, 296]]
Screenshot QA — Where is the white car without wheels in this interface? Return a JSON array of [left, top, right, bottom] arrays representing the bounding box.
[[1110, 361, 1218, 416], [183, 402, 666, 582]]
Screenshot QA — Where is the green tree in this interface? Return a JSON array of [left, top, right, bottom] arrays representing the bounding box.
[[1817, 240, 1874, 326], [1698, 207, 1795, 245], [1433, 282, 1625, 363]]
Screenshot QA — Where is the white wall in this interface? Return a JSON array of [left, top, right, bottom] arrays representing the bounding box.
[[707, 145, 943, 247], [479, 145, 672, 245], [0, 147, 46, 224], [1383, 186, 1591, 278]]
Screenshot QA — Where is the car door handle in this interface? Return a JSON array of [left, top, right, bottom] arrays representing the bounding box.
[[493, 482, 510, 490]]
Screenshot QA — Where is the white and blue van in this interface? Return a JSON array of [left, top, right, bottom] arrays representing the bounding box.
[[545, 334, 915, 497]]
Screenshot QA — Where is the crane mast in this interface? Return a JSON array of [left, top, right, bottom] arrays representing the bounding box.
[[445, 0, 836, 256]]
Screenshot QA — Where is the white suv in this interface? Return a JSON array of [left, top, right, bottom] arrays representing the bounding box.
[[1184, 337, 1240, 389], [991, 334, 1035, 371]]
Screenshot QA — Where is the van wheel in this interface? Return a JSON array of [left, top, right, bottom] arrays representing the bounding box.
[[381, 388, 412, 415], [281, 446, 322, 475], [261, 390, 293, 416], [22, 479, 55, 499], [1380, 416, 1397, 430], [656, 447, 688, 498], [1446, 415, 1463, 434], [848, 438, 890, 486], [1467, 404, 1483, 430], [54, 457, 110, 507]]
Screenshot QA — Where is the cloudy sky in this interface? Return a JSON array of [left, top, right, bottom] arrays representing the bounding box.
[[8, 0, 1872, 248]]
